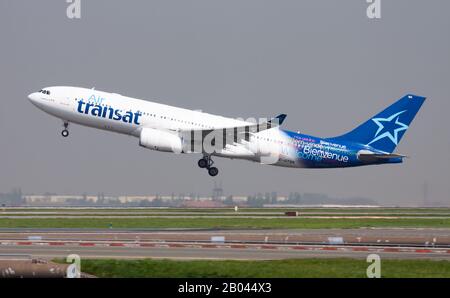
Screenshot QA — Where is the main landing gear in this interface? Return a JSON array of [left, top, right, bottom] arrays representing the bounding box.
[[198, 155, 219, 177], [61, 122, 69, 137]]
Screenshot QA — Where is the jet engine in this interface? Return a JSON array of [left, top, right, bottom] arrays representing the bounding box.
[[139, 128, 184, 153]]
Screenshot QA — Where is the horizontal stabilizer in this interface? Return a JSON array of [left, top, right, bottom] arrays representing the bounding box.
[[358, 152, 407, 162]]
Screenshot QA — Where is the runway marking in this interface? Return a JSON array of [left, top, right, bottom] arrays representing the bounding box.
[[16, 242, 32, 245], [201, 244, 218, 248], [109, 243, 125, 247], [79, 243, 95, 246], [261, 245, 277, 249], [320, 247, 338, 251], [1, 240, 449, 257], [48, 242, 65, 246], [139, 243, 155, 247]]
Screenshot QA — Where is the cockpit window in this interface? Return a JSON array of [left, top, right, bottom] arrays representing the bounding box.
[[39, 90, 50, 95]]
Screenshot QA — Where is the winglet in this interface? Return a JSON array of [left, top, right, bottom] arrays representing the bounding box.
[[269, 114, 287, 126]]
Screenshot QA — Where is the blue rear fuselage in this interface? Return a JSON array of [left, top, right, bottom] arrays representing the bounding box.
[[282, 130, 403, 168]]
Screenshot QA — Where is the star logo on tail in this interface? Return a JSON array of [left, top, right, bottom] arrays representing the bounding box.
[[367, 110, 408, 146]]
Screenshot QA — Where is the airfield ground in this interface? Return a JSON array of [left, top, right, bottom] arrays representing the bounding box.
[[1, 207, 450, 229], [70, 258, 450, 278], [1, 207, 449, 277]]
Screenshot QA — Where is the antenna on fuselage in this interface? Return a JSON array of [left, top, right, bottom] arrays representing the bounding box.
[[91, 87, 95, 90]]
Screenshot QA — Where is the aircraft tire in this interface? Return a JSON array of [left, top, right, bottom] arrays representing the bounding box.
[[208, 167, 219, 177], [198, 158, 208, 168]]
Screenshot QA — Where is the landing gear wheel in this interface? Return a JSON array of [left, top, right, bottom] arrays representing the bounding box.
[[208, 167, 219, 177], [61, 122, 69, 137], [198, 155, 220, 176], [198, 158, 208, 168]]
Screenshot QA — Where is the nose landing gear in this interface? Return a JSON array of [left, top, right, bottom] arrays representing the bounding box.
[[198, 155, 219, 177], [61, 122, 69, 137]]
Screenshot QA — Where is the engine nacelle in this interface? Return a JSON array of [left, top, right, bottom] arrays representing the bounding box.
[[139, 128, 183, 153]]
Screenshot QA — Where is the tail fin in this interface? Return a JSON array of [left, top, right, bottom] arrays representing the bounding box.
[[327, 94, 426, 153]]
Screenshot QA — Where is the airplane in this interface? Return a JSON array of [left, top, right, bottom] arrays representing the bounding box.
[[28, 87, 425, 176]]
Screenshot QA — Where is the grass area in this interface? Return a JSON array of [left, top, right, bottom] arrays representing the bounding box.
[[68, 258, 450, 278], [1, 217, 450, 229], [1, 213, 450, 217], [4, 207, 450, 213]]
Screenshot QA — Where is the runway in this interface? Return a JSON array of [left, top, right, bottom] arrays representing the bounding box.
[[1, 243, 448, 261], [0, 228, 449, 261], [0, 227, 449, 246], [2, 208, 449, 220]]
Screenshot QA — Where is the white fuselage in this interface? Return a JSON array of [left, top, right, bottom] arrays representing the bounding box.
[[28, 86, 300, 168]]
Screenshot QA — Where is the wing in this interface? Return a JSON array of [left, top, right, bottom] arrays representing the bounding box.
[[179, 114, 287, 153]]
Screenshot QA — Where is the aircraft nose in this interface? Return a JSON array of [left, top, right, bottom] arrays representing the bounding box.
[[27, 92, 39, 104]]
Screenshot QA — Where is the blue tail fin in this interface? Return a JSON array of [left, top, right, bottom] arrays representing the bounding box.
[[327, 94, 426, 153]]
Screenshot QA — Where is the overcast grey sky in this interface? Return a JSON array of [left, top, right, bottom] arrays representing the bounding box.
[[0, 1, 449, 205]]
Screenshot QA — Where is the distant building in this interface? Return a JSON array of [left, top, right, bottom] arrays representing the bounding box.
[[117, 195, 157, 203], [16, 191, 385, 207], [182, 200, 227, 208], [24, 195, 98, 204]]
